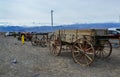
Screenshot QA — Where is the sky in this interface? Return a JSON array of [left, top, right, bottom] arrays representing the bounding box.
[[0, 0, 120, 26]]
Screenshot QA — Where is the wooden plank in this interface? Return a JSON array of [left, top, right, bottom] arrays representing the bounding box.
[[77, 29, 94, 36], [64, 30, 77, 42]]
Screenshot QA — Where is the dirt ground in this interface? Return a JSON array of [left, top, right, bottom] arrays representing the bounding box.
[[0, 35, 120, 77]]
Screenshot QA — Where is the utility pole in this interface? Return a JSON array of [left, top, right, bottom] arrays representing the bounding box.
[[51, 10, 54, 29]]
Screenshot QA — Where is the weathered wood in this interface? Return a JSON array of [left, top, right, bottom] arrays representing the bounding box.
[[54, 29, 108, 43]]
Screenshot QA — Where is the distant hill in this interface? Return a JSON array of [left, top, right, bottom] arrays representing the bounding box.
[[0, 23, 120, 32]]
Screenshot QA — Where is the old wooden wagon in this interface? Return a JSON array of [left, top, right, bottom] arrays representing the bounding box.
[[49, 29, 112, 66], [31, 33, 48, 47]]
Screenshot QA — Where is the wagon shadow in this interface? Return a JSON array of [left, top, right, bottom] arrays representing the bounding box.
[[92, 56, 120, 68], [59, 50, 72, 59], [56, 49, 120, 68]]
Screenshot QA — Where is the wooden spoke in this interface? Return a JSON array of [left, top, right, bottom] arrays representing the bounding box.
[[74, 45, 83, 52], [85, 56, 89, 65], [102, 50, 107, 55], [86, 54, 93, 61], [101, 51, 105, 58], [85, 53, 93, 62], [85, 47, 92, 52], [74, 52, 82, 58]]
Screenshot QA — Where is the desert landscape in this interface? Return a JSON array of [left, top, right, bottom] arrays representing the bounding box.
[[0, 34, 120, 77]]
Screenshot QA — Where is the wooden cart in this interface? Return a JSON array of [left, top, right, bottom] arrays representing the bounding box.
[[31, 33, 48, 47], [49, 29, 112, 66]]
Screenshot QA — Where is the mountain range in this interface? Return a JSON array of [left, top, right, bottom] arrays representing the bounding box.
[[0, 23, 120, 32]]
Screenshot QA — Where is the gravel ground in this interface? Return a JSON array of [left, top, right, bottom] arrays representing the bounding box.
[[0, 35, 120, 77]]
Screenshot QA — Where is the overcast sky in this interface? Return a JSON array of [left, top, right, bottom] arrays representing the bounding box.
[[0, 0, 120, 26]]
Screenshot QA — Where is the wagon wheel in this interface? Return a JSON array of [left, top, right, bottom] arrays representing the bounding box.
[[40, 36, 47, 47], [31, 35, 40, 46], [72, 38, 95, 66], [95, 40, 112, 59], [49, 34, 62, 56]]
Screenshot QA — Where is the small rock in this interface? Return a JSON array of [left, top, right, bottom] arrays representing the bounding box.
[[11, 59, 17, 64]]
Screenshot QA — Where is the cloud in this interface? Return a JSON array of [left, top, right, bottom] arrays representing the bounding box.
[[0, 0, 120, 26]]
